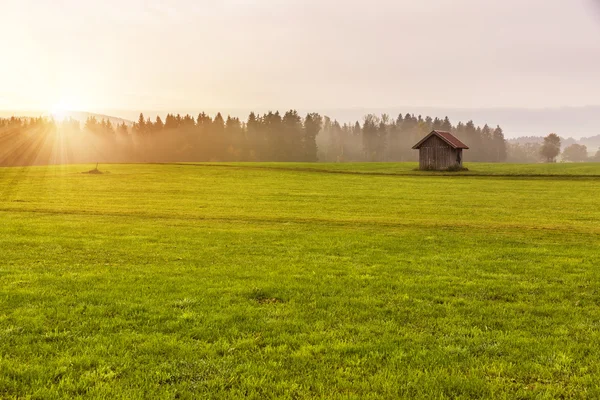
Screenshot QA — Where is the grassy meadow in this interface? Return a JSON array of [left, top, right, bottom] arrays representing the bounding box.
[[1, 162, 600, 399]]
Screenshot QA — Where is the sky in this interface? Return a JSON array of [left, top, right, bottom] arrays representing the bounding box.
[[1, 0, 600, 114]]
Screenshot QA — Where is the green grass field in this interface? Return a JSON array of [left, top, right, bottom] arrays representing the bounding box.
[[1, 162, 600, 399]]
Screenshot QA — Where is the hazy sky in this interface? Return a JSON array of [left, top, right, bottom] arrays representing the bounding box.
[[1, 0, 599, 113]]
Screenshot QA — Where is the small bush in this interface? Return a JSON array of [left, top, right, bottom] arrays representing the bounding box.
[[415, 165, 469, 172], [447, 165, 469, 172]]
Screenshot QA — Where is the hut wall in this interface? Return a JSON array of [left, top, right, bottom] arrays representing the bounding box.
[[418, 135, 461, 170]]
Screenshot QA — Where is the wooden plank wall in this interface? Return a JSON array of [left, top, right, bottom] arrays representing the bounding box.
[[418, 135, 460, 170]]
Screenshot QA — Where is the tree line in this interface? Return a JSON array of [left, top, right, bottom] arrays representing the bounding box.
[[0, 111, 520, 166], [318, 114, 507, 162], [508, 134, 600, 163], [539, 134, 599, 163]]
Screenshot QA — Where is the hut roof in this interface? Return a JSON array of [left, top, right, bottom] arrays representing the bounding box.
[[412, 130, 469, 150]]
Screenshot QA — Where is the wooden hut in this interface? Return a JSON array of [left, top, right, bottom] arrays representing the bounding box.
[[412, 130, 469, 171]]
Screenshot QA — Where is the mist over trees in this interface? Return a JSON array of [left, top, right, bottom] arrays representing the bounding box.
[[318, 113, 507, 163], [506, 143, 543, 163], [1, 111, 514, 166], [561, 144, 589, 163]]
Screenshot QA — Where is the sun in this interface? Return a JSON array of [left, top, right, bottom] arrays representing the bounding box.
[[50, 100, 73, 120]]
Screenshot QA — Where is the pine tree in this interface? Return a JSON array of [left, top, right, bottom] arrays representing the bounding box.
[[424, 116, 433, 132], [133, 113, 146, 136], [464, 120, 479, 161], [104, 119, 115, 136], [246, 112, 260, 160], [155, 116, 164, 131], [193, 113, 211, 160], [282, 110, 303, 161], [224, 116, 243, 161], [492, 126, 507, 162], [387, 118, 401, 161], [328, 121, 343, 162], [145, 117, 153, 134], [164, 114, 177, 130], [377, 115, 389, 161], [362, 114, 380, 161], [263, 111, 282, 161], [480, 125, 492, 161], [441, 116, 452, 132], [117, 122, 129, 137], [84, 116, 99, 134], [303, 113, 322, 162], [211, 113, 225, 160], [396, 113, 404, 126]]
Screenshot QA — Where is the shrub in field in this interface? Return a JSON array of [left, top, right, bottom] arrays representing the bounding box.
[[446, 165, 469, 172]]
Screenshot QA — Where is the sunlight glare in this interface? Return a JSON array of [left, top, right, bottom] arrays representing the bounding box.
[[50, 100, 73, 120]]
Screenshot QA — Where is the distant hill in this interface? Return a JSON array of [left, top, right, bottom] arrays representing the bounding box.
[[60, 111, 133, 127], [0, 110, 133, 127]]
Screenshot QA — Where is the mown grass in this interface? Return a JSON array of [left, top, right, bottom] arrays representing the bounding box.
[[181, 162, 600, 177], [1, 163, 600, 399]]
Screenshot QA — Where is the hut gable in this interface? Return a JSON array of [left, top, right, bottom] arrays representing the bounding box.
[[412, 130, 469, 150], [412, 130, 469, 170]]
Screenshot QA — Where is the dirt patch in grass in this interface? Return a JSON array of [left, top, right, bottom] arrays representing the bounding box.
[[81, 163, 107, 175], [82, 168, 105, 175], [256, 297, 283, 305], [249, 288, 284, 305]]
